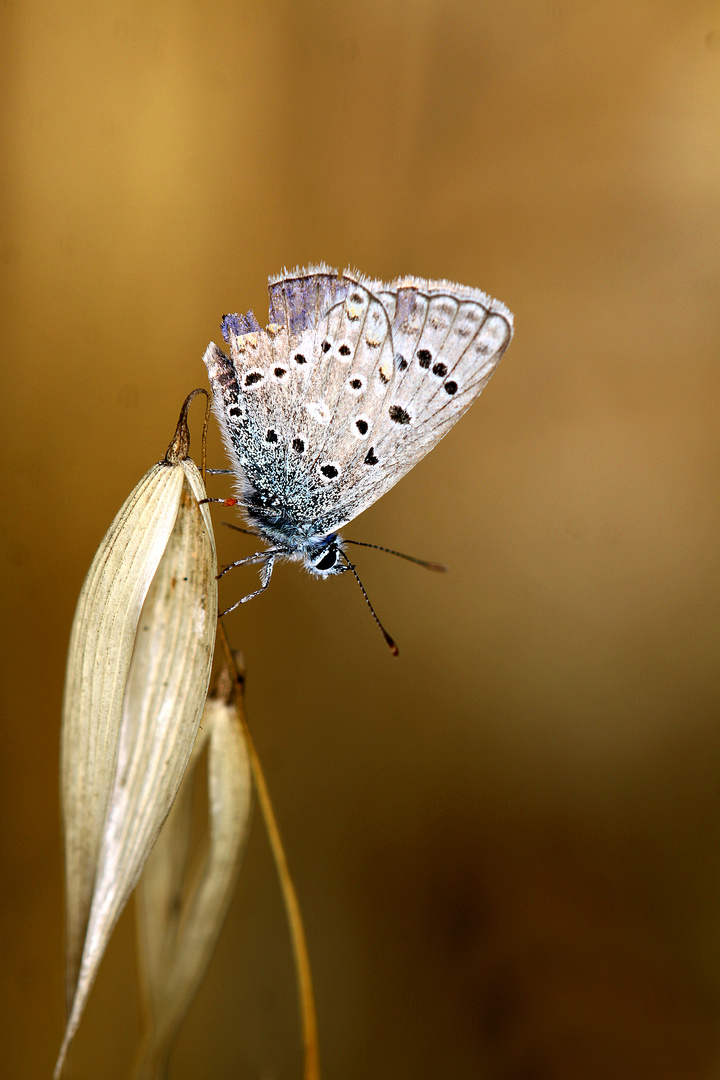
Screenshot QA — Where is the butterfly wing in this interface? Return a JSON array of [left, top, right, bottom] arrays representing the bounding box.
[[204, 266, 513, 541], [204, 267, 376, 539], [321, 273, 514, 534]]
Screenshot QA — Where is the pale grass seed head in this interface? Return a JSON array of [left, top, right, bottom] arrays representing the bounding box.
[[56, 393, 241, 1078]]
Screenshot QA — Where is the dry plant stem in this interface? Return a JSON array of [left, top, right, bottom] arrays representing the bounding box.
[[217, 619, 321, 1080]]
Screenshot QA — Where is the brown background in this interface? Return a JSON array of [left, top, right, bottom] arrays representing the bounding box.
[[2, 1, 720, 1078]]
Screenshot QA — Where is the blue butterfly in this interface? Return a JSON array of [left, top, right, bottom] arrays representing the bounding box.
[[204, 265, 513, 651]]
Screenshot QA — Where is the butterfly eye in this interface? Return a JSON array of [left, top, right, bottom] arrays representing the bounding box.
[[338, 343, 352, 358], [354, 417, 370, 438], [315, 549, 338, 572], [444, 381, 458, 396], [417, 349, 432, 368], [291, 437, 305, 453], [319, 463, 339, 480], [244, 371, 264, 386], [348, 377, 363, 393], [432, 362, 447, 378], [273, 366, 287, 379]]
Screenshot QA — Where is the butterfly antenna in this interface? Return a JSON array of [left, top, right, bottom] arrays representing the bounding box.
[[222, 521, 260, 538], [341, 552, 399, 656], [345, 539, 447, 572]]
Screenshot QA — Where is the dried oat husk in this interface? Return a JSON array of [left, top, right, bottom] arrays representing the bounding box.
[[56, 391, 218, 1078], [132, 661, 252, 1080]]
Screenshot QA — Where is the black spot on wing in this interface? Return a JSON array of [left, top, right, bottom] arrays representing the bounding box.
[[389, 405, 411, 424]]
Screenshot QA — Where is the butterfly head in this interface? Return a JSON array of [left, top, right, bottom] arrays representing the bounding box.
[[304, 535, 348, 578]]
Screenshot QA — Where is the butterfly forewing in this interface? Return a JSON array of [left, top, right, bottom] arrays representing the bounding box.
[[312, 274, 511, 533]]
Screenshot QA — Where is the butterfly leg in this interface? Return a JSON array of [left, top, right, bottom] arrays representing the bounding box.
[[217, 550, 270, 581], [219, 554, 276, 616]]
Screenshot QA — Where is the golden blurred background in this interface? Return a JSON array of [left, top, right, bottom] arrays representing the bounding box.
[[2, 1, 720, 1077]]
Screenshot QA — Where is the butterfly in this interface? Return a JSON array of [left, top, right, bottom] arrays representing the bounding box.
[[203, 265, 513, 651]]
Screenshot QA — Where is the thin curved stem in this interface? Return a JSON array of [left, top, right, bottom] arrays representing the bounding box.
[[217, 620, 320, 1080]]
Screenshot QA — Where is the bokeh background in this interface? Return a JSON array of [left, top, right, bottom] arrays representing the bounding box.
[[2, 1, 720, 1077]]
